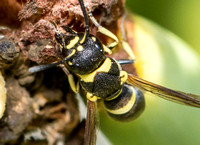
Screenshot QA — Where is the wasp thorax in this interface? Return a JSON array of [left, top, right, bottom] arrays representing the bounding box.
[[61, 33, 105, 75]]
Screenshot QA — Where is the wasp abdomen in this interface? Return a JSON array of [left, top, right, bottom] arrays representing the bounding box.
[[104, 84, 145, 121]]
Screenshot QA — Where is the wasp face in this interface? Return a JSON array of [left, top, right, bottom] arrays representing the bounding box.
[[55, 32, 66, 50]]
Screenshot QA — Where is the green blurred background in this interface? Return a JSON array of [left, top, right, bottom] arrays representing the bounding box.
[[99, 0, 200, 145], [126, 0, 200, 54]]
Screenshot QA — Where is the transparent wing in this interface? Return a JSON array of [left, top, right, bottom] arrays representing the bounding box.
[[84, 100, 98, 145], [127, 74, 200, 108]]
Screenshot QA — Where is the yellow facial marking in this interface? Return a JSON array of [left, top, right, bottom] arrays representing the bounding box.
[[106, 87, 136, 115], [66, 36, 79, 49], [77, 45, 84, 51], [92, 37, 96, 41], [68, 61, 72, 65], [79, 58, 112, 83]]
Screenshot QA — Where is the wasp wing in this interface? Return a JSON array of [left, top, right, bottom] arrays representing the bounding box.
[[84, 100, 98, 145], [127, 74, 200, 108]]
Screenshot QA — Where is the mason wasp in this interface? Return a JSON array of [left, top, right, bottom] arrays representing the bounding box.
[[28, 0, 200, 144]]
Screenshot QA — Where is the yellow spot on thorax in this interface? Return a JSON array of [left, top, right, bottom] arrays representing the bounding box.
[[77, 45, 83, 51], [66, 36, 79, 49]]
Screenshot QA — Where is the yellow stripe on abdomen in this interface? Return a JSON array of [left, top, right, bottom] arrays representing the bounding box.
[[105, 87, 136, 115]]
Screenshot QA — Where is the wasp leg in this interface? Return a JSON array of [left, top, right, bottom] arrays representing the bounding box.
[[120, 13, 136, 60], [59, 64, 79, 93], [86, 92, 99, 102], [84, 100, 98, 145], [88, 12, 119, 50], [102, 44, 112, 55], [117, 59, 134, 65], [121, 41, 136, 60]]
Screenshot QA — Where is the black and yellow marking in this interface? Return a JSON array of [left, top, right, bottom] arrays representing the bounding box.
[[77, 45, 84, 51], [66, 36, 79, 49], [80, 31, 87, 44], [105, 86, 136, 115], [104, 85, 145, 121], [86, 92, 100, 102], [91, 37, 96, 41], [120, 71, 128, 85], [79, 57, 128, 100], [66, 49, 76, 58], [79, 58, 113, 83]]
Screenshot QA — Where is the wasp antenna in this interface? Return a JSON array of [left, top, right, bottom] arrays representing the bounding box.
[[29, 56, 71, 73], [78, 0, 90, 43], [29, 63, 59, 73]]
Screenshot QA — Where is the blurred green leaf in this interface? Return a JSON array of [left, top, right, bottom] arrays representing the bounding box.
[[126, 0, 200, 54]]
